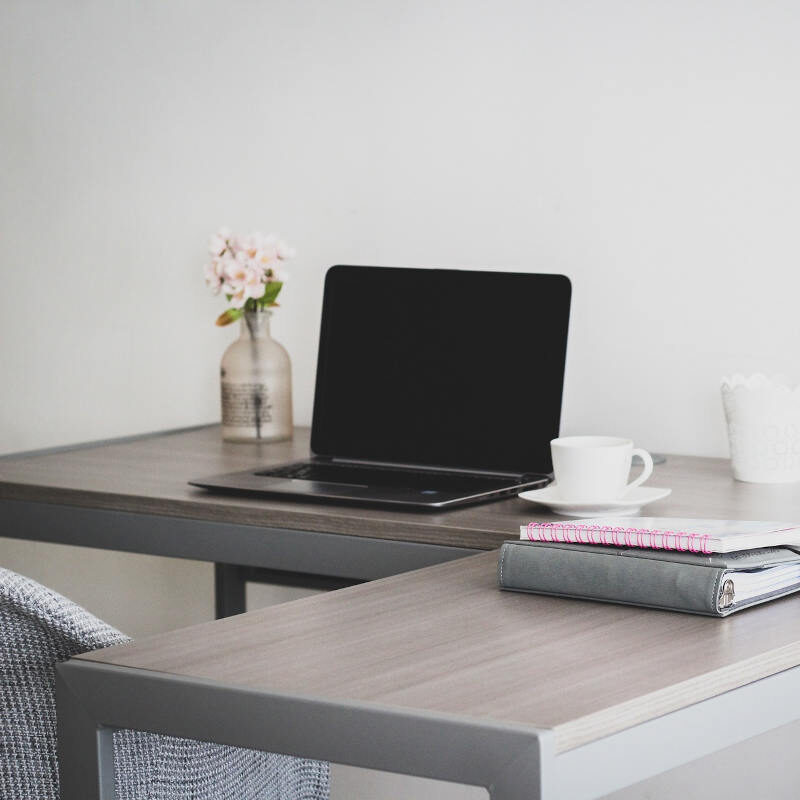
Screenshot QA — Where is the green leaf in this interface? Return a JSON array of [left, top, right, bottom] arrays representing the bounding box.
[[215, 308, 243, 326], [259, 281, 283, 307]]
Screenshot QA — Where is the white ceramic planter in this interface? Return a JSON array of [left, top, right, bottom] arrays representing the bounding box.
[[721, 374, 800, 483]]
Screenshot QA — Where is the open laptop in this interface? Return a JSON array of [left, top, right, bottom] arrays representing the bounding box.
[[190, 265, 571, 509]]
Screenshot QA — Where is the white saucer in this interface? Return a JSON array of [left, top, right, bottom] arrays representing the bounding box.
[[517, 485, 672, 517]]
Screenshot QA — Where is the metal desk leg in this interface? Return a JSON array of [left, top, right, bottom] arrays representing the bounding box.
[[214, 563, 247, 618], [214, 563, 364, 619], [56, 671, 117, 800], [56, 660, 550, 800]]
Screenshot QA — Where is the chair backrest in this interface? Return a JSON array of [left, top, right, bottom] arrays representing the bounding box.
[[0, 567, 128, 799], [0, 567, 330, 800]]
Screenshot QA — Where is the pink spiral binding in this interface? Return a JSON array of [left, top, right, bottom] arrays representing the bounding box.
[[525, 522, 712, 554]]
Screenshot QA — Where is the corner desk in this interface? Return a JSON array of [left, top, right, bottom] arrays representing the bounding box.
[[2, 425, 791, 616], [5, 426, 800, 798], [59, 549, 800, 800]]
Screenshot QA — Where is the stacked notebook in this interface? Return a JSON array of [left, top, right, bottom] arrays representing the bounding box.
[[498, 518, 800, 616]]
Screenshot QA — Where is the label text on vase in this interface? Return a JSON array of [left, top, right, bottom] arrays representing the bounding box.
[[221, 382, 273, 428]]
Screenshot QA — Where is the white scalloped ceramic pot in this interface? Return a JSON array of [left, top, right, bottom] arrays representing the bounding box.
[[721, 374, 800, 483]]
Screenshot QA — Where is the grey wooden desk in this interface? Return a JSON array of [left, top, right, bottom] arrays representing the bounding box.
[[1, 425, 491, 617], [2, 424, 799, 616], [58, 550, 800, 800], [0, 426, 800, 616]]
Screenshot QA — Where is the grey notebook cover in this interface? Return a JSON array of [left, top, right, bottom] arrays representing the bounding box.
[[498, 540, 800, 616]]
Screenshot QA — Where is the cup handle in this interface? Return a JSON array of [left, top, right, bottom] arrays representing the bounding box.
[[626, 448, 654, 493]]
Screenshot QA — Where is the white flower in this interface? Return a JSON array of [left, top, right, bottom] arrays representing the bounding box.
[[259, 234, 279, 258], [276, 239, 295, 260], [212, 257, 227, 276], [205, 228, 293, 310], [270, 265, 289, 283], [224, 271, 250, 308], [223, 262, 265, 307], [204, 262, 224, 294], [208, 227, 231, 257], [234, 232, 265, 258], [228, 247, 262, 279], [243, 265, 265, 299], [257, 252, 279, 275], [227, 285, 248, 308], [222, 259, 247, 290]]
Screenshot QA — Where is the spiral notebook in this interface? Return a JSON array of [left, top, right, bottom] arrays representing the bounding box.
[[519, 518, 800, 554]]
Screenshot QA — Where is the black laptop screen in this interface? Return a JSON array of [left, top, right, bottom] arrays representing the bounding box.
[[310, 266, 571, 475]]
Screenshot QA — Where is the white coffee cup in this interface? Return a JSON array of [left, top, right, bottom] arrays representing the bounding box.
[[550, 436, 654, 502]]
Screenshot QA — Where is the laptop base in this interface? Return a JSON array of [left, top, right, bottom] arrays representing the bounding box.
[[190, 460, 551, 510]]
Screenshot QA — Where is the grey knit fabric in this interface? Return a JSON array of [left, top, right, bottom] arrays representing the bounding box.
[[0, 567, 330, 800]]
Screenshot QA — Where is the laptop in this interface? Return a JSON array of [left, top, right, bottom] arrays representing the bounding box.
[[190, 265, 571, 509]]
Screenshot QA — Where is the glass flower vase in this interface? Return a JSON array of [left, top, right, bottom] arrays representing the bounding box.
[[220, 310, 293, 443]]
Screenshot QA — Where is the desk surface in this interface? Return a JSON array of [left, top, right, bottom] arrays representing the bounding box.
[[47, 431, 800, 798], [81, 547, 800, 754], [2, 425, 798, 551]]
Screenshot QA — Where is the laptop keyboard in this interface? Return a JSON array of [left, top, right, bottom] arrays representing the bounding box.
[[256, 461, 517, 493]]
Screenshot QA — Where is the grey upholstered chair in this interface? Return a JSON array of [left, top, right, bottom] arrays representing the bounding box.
[[0, 567, 330, 800]]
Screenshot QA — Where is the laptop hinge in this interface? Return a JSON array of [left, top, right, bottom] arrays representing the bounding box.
[[326, 456, 526, 479]]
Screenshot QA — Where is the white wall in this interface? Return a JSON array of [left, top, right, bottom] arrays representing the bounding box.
[[3, 1, 800, 798], [3, 0, 799, 457]]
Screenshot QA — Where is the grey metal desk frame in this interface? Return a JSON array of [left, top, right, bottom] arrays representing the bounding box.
[[0, 427, 485, 617], [56, 655, 800, 800], [1, 498, 478, 616]]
